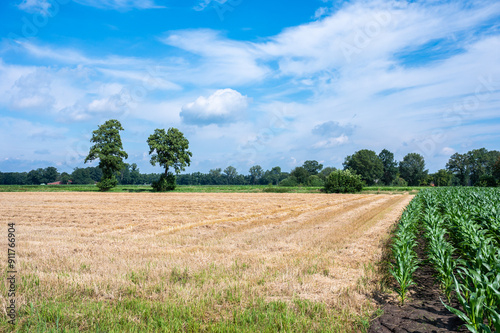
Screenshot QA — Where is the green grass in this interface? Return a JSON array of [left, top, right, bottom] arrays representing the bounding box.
[[0, 184, 325, 193], [2, 289, 372, 333], [0, 184, 426, 193]]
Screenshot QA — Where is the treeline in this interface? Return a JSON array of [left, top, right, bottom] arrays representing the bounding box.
[[0, 164, 161, 186], [1, 147, 499, 187]]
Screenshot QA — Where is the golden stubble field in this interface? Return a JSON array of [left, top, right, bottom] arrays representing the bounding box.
[[0, 192, 412, 330]]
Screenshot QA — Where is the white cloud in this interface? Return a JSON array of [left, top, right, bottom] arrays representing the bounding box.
[[17, 0, 52, 14], [180, 89, 249, 126], [313, 135, 349, 149], [73, 0, 165, 10]]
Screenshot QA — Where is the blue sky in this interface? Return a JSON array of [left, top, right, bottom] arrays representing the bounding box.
[[1, 0, 499, 175]]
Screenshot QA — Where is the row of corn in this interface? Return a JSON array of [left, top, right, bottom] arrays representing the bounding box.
[[390, 188, 500, 332]]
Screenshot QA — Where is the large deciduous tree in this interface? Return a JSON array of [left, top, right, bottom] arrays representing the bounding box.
[[147, 128, 192, 191], [399, 153, 428, 186], [343, 149, 383, 185], [85, 119, 128, 191], [249, 165, 263, 185], [302, 160, 323, 175], [378, 149, 398, 185]]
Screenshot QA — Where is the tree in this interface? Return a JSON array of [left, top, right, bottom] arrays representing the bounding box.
[[71, 168, 94, 184], [446, 152, 468, 186], [249, 165, 263, 185], [399, 153, 428, 186], [44, 167, 59, 183], [343, 149, 383, 185], [466, 148, 500, 186], [269, 166, 282, 185], [147, 128, 192, 191], [302, 160, 323, 175], [85, 119, 128, 191], [290, 167, 309, 185], [493, 156, 500, 184], [432, 169, 452, 187], [224, 166, 238, 184], [319, 167, 336, 180], [27, 168, 44, 184], [378, 149, 398, 185], [130, 163, 141, 185], [60, 172, 71, 184]]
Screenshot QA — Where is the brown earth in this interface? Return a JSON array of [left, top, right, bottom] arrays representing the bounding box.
[[369, 234, 468, 333], [0, 192, 413, 329]]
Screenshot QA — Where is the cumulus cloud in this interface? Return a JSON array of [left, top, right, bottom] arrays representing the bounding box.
[[180, 89, 249, 126], [313, 134, 349, 149]]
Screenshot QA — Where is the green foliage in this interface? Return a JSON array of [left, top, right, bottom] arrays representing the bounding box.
[[395, 187, 500, 331], [323, 169, 364, 193], [379, 149, 398, 185], [302, 160, 323, 175], [152, 173, 176, 192], [399, 153, 427, 186], [307, 175, 324, 187], [432, 169, 452, 186], [389, 196, 421, 304], [85, 119, 128, 191], [279, 176, 298, 187], [343, 149, 384, 185], [97, 175, 118, 191], [476, 174, 497, 187], [147, 128, 192, 175], [391, 177, 408, 187], [147, 128, 191, 191], [290, 167, 309, 185], [249, 165, 263, 184]]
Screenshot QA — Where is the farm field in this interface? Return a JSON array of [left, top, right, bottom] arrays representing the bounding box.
[[0, 192, 412, 332]]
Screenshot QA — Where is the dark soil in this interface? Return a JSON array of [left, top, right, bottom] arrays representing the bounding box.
[[369, 236, 469, 333]]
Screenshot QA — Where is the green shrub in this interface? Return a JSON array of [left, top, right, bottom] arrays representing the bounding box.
[[279, 176, 298, 187], [476, 174, 497, 187], [97, 176, 118, 191], [152, 173, 176, 191], [392, 177, 408, 187], [323, 169, 363, 193], [307, 175, 324, 187]]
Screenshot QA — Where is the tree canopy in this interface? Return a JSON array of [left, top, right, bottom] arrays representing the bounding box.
[[85, 119, 128, 191], [343, 149, 383, 185], [399, 153, 427, 186], [147, 128, 192, 191], [379, 149, 398, 185]]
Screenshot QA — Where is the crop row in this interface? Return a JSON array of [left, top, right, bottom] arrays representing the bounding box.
[[390, 188, 500, 332]]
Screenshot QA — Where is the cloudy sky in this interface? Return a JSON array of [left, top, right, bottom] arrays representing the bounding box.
[[1, 0, 499, 174]]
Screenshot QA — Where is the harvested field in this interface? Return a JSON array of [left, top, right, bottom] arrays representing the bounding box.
[[0, 192, 412, 332]]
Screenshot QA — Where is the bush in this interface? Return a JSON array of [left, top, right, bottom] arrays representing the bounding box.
[[152, 173, 176, 191], [279, 176, 298, 187], [97, 176, 118, 191], [392, 177, 408, 187], [476, 174, 497, 187], [323, 169, 363, 193], [308, 175, 324, 187]]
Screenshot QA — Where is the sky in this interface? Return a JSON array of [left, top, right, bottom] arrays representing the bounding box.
[[1, 0, 499, 175]]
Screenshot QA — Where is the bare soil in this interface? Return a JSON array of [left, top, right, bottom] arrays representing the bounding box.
[[369, 235, 468, 333]]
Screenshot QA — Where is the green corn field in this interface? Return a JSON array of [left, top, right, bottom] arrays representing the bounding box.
[[390, 187, 500, 332]]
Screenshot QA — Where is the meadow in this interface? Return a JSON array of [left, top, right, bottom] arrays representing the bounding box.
[[0, 192, 412, 332]]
